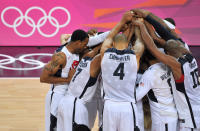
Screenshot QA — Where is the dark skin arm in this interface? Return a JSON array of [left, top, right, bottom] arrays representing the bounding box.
[[133, 21, 182, 80], [83, 44, 102, 58], [40, 52, 75, 84], [125, 21, 136, 43], [90, 54, 101, 78], [144, 20, 166, 47], [147, 12, 179, 38], [123, 24, 131, 40], [122, 23, 135, 42]]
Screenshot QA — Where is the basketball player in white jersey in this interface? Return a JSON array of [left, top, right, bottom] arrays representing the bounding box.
[[136, 50, 178, 131], [40, 29, 89, 131], [57, 44, 102, 131], [100, 11, 144, 131], [132, 9, 200, 131], [83, 73, 104, 131]]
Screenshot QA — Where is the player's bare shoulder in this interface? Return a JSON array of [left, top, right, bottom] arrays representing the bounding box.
[[43, 51, 66, 75], [52, 52, 66, 68]]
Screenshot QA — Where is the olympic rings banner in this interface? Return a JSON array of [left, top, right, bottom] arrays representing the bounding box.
[[0, 0, 200, 46], [0, 47, 56, 77]]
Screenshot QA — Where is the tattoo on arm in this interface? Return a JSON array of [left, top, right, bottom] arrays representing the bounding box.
[[43, 53, 64, 74], [44, 66, 53, 73], [55, 53, 64, 59], [51, 59, 59, 69]]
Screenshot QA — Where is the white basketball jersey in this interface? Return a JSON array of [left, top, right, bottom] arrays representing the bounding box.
[[139, 63, 177, 121], [51, 46, 79, 94], [171, 54, 200, 128], [101, 48, 137, 103], [67, 57, 99, 103]]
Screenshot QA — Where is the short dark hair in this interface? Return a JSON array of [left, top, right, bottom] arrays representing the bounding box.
[[71, 29, 89, 42], [164, 18, 176, 26]]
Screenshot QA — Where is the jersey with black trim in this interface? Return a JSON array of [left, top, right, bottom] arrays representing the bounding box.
[[67, 56, 99, 103], [137, 63, 177, 121], [51, 46, 79, 94], [171, 54, 200, 128], [101, 48, 137, 103]]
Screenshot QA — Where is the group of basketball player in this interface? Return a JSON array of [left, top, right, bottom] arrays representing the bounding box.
[[40, 8, 200, 131]]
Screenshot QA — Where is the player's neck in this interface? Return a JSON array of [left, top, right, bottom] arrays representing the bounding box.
[[65, 42, 76, 54], [115, 45, 127, 50]]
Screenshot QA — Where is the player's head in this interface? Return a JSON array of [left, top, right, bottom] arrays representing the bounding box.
[[113, 34, 129, 49], [164, 18, 176, 26], [164, 18, 176, 32], [70, 29, 89, 53], [164, 39, 188, 58]]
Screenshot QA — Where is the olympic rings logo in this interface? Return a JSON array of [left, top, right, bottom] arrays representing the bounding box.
[[1, 6, 71, 37], [0, 53, 52, 70]]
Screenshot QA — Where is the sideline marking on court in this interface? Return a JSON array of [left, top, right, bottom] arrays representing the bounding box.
[[0, 77, 40, 79]]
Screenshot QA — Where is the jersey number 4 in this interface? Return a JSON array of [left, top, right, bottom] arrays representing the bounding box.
[[190, 68, 200, 88], [113, 63, 125, 80]]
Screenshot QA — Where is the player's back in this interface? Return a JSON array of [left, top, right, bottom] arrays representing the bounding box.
[[144, 63, 177, 119], [172, 53, 200, 128], [67, 56, 99, 103], [101, 48, 137, 102]]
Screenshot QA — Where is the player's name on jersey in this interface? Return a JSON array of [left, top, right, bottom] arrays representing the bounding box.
[[160, 71, 171, 80], [109, 54, 130, 61], [79, 61, 88, 68], [189, 61, 196, 69]]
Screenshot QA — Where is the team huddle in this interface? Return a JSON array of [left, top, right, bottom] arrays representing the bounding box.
[[40, 9, 200, 131]]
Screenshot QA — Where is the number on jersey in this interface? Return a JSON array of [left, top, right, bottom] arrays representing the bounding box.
[[72, 68, 82, 82], [190, 68, 200, 88], [167, 78, 173, 94], [113, 63, 125, 80]]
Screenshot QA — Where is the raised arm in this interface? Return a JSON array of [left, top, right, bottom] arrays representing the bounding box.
[[87, 28, 98, 36], [60, 34, 71, 45], [100, 11, 134, 58], [144, 20, 166, 47], [87, 31, 110, 47], [40, 52, 75, 84], [132, 19, 145, 70], [122, 23, 135, 43], [132, 9, 178, 41], [133, 20, 182, 80]]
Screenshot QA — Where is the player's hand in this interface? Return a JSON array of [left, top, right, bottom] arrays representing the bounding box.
[[87, 28, 98, 36], [60, 34, 71, 45], [131, 8, 150, 18], [132, 18, 144, 26], [120, 23, 129, 32], [121, 11, 135, 23]]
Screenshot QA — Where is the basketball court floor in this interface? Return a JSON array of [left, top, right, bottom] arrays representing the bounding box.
[[0, 78, 99, 131]]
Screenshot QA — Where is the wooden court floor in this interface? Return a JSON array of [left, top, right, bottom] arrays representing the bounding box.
[[0, 79, 98, 131]]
